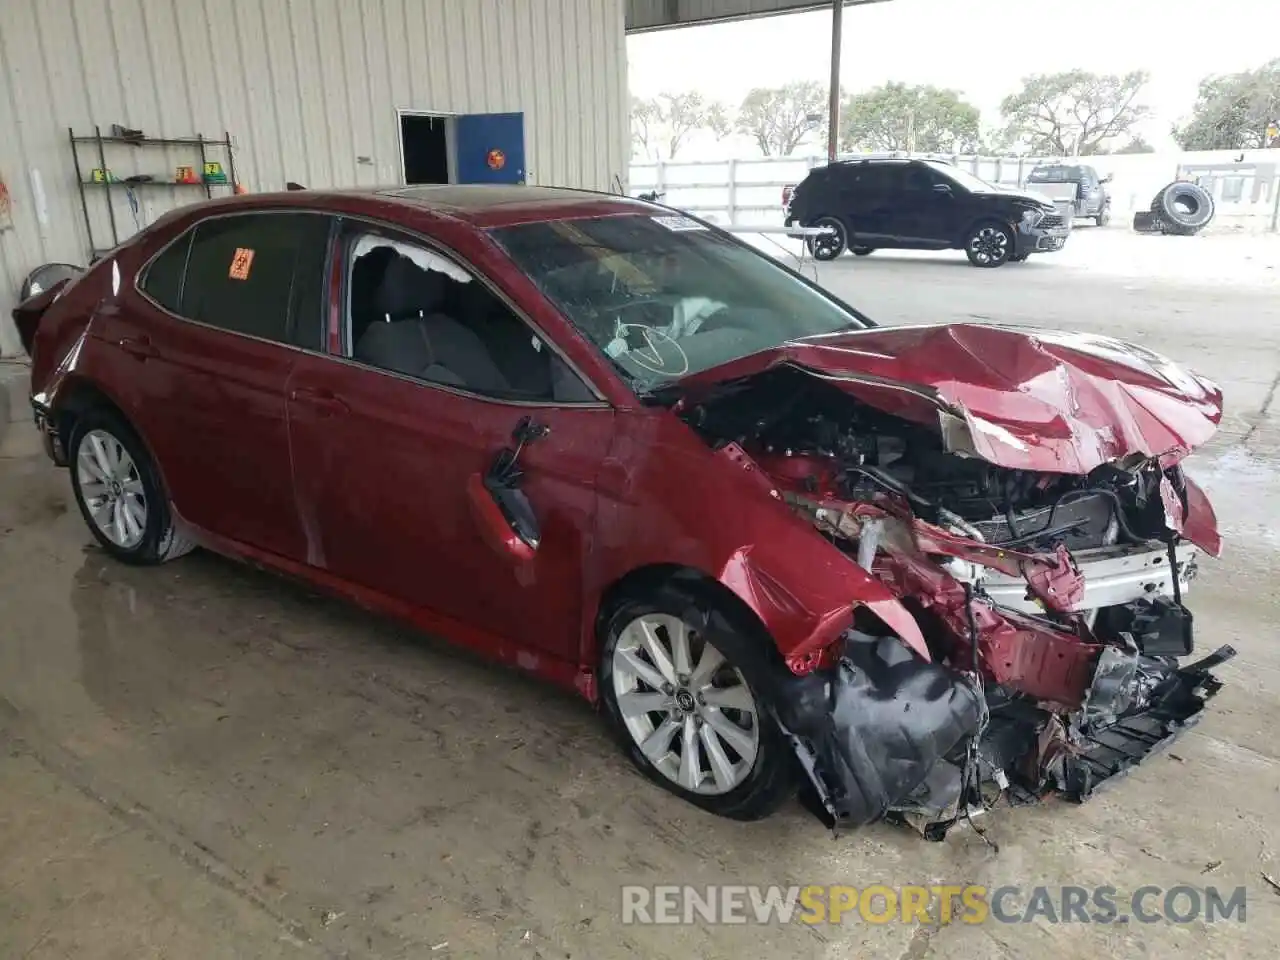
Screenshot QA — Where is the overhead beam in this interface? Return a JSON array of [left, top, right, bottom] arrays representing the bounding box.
[[626, 0, 893, 34]]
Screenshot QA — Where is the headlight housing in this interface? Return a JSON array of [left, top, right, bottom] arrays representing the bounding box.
[[1020, 208, 1043, 228]]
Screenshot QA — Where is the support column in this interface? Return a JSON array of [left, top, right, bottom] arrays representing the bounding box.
[[827, 0, 843, 163]]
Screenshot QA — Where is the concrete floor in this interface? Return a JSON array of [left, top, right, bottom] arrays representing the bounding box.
[[3, 232, 1280, 959]]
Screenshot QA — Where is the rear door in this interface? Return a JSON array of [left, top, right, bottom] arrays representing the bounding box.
[[125, 211, 332, 559], [455, 113, 526, 184], [845, 163, 902, 243]]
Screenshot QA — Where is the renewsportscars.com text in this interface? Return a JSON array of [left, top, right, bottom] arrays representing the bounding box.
[[621, 884, 1247, 926]]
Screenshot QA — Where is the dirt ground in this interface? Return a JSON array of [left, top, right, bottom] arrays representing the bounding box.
[[3, 231, 1280, 959]]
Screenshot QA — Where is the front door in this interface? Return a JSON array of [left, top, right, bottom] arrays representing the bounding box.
[[896, 165, 957, 246], [455, 112, 526, 184], [286, 226, 611, 660]]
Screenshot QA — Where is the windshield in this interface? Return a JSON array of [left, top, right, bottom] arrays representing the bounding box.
[[489, 214, 872, 388], [923, 160, 998, 194]]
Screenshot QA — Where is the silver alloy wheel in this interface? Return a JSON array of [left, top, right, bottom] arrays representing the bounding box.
[[76, 428, 147, 549], [969, 226, 1009, 265], [611, 612, 760, 795]]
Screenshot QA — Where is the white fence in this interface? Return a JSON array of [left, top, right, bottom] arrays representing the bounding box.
[[630, 149, 1280, 232]]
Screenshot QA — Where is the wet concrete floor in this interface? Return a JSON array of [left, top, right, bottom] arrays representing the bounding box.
[[3, 239, 1280, 958]]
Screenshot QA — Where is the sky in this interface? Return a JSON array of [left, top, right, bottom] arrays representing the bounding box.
[[626, 0, 1277, 156]]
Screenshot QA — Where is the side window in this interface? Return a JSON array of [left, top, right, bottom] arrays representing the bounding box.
[[855, 164, 903, 194], [903, 166, 934, 192], [179, 212, 330, 348], [140, 230, 193, 312], [344, 232, 594, 403]]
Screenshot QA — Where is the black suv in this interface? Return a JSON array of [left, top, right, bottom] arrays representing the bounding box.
[[784, 158, 1070, 267]]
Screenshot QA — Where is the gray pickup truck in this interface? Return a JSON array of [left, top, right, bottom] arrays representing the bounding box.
[[1026, 163, 1112, 226]]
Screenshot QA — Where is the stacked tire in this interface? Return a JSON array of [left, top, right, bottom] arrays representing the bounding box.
[[1133, 180, 1215, 236]]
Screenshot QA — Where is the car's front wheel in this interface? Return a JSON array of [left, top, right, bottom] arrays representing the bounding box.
[[598, 585, 795, 820], [68, 408, 196, 565], [806, 216, 847, 261], [965, 222, 1014, 267]]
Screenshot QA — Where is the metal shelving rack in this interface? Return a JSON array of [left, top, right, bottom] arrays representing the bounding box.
[[69, 126, 237, 258]]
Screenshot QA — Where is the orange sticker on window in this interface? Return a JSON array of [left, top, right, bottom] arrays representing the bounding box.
[[229, 247, 255, 280]]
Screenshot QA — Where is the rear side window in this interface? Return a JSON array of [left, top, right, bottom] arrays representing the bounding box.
[[140, 231, 192, 312], [854, 164, 903, 192], [177, 213, 331, 347]]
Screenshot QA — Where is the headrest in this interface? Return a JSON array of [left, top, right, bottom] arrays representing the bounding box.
[[374, 254, 449, 320]]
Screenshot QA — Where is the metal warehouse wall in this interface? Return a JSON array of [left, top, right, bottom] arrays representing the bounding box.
[[0, 0, 629, 356]]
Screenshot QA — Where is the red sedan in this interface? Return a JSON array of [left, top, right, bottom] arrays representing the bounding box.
[[14, 186, 1233, 834]]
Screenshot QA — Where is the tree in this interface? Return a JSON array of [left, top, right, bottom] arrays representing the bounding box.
[[1173, 60, 1280, 150], [631, 96, 661, 160], [840, 83, 980, 153], [630, 92, 731, 160], [736, 82, 827, 157], [1000, 70, 1151, 156], [1112, 136, 1155, 154]]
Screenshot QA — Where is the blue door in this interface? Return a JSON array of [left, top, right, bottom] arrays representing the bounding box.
[[455, 112, 526, 184]]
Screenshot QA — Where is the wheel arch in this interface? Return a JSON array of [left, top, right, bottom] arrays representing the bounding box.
[[589, 563, 784, 683], [955, 214, 1015, 248], [53, 375, 170, 495]]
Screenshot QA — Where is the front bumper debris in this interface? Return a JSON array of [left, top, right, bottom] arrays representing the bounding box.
[[1052, 643, 1234, 800], [1015, 218, 1069, 256], [777, 631, 1234, 837], [775, 631, 983, 828]]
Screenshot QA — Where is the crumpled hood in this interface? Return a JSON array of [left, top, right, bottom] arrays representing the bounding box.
[[674, 323, 1223, 473]]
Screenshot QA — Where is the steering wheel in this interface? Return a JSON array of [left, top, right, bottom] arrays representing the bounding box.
[[612, 323, 689, 376]]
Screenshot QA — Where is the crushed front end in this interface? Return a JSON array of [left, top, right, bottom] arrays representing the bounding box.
[[678, 361, 1233, 837]]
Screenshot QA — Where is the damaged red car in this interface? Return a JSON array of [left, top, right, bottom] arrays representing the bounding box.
[[14, 186, 1233, 836]]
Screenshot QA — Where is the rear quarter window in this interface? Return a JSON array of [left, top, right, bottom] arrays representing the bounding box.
[[140, 231, 193, 312]]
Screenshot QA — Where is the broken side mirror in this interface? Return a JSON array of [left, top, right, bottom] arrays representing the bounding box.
[[467, 417, 551, 561]]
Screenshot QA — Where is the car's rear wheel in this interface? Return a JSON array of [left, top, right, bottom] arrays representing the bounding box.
[[597, 584, 795, 820], [965, 222, 1014, 267], [69, 408, 196, 565], [806, 216, 847, 261]]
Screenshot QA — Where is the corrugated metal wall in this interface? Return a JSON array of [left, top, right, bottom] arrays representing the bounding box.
[[0, 0, 629, 356]]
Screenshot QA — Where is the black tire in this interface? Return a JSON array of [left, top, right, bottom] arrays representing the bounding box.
[[964, 221, 1014, 267], [1095, 205, 1110, 227], [597, 582, 796, 821], [68, 407, 196, 565], [1151, 181, 1214, 230], [806, 216, 847, 261], [851, 246, 875, 257]]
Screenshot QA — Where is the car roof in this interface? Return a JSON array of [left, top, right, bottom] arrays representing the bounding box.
[[167, 184, 653, 230]]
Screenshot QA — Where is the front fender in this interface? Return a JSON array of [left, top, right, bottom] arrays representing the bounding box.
[[714, 544, 930, 672], [587, 413, 930, 675]]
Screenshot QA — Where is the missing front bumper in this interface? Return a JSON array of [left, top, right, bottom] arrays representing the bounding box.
[[778, 632, 1234, 837]]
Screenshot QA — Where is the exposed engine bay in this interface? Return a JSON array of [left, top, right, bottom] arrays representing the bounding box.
[[677, 365, 1234, 837]]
